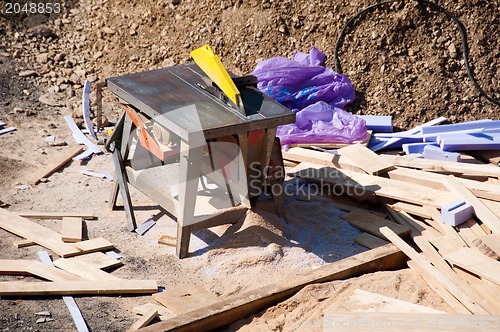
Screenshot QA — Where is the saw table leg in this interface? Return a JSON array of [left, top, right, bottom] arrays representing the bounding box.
[[112, 144, 137, 231], [237, 133, 251, 208], [109, 114, 133, 210], [176, 140, 204, 258], [268, 137, 288, 222]]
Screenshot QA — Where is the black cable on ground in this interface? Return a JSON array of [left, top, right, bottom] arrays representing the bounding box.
[[333, 0, 500, 106]]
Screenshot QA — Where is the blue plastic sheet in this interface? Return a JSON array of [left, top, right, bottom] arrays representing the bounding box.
[[252, 48, 366, 149]]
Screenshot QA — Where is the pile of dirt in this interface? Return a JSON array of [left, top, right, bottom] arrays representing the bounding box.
[[0, 0, 498, 331]]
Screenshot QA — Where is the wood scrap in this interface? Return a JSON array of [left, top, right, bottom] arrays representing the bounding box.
[[153, 285, 218, 315], [72, 252, 123, 270], [443, 177, 500, 235], [0, 260, 32, 275], [0, 280, 158, 296], [17, 211, 96, 220], [0, 208, 113, 258], [133, 303, 175, 321], [139, 244, 405, 332], [282, 147, 363, 172], [53, 258, 121, 280], [291, 162, 455, 208], [338, 143, 395, 175], [380, 154, 500, 178], [127, 309, 158, 332], [341, 209, 411, 240], [321, 312, 500, 332], [27, 146, 84, 185], [380, 227, 489, 315], [472, 234, 500, 260], [390, 202, 432, 219], [38, 251, 90, 332], [354, 233, 390, 249], [25, 261, 83, 282], [13, 239, 36, 248], [348, 289, 447, 313], [444, 247, 500, 286], [61, 217, 83, 243]]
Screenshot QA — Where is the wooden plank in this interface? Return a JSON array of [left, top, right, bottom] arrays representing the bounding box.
[[0, 208, 83, 257], [27, 146, 84, 185], [61, 217, 83, 243], [426, 207, 468, 250], [349, 289, 446, 313], [453, 267, 500, 315], [338, 143, 395, 175], [17, 211, 96, 220], [25, 261, 83, 282], [443, 177, 500, 236], [354, 233, 390, 249], [127, 309, 158, 332], [283, 147, 363, 172], [13, 239, 36, 248], [153, 285, 218, 315], [38, 251, 90, 332], [72, 252, 123, 270], [444, 247, 500, 286], [391, 202, 431, 219], [406, 260, 470, 314], [133, 303, 175, 321], [0, 280, 158, 296], [456, 219, 483, 248], [341, 209, 411, 240], [380, 227, 489, 315], [55, 238, 115, 258], [53, 258, 121, 280], [473, 234, 500, 260], [0, 260, 32, 275], [291, 162, 456, 208], [139, 244, 406, 332], [321, 312, 500, 331], [380, 154, 500, 178], [388, 167, 500, 202]]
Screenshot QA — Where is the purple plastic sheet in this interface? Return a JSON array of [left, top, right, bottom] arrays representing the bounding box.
[[252, 48, 366, 149]]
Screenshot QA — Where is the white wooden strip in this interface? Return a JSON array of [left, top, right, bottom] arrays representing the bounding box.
[[82, 80, 97, 140], [64, 116, 102, 154], [38, 251, 90, 332]]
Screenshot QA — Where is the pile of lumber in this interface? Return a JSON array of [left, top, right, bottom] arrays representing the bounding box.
[[0, 208, 158, 296], [284, 143, 500, 316]]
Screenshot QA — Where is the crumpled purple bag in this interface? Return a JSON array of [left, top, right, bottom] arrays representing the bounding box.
[[252, 48, 366, 149], [277, 101, 367, 148]]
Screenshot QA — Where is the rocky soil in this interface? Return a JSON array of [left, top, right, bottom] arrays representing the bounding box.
[[0, 0, 498, 331]]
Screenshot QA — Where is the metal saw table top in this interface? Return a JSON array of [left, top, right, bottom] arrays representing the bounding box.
[[106, 63, 295, 141]]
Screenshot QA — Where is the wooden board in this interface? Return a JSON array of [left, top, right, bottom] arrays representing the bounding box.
[[61, 217, 83, 243], [338, 143, 395, 175], [27, 146, 84, 185], [321, 312, 500, 332], [55, 238, 115, 258], [348, 289, 446, 313], [0, 260, 32, 275], [72, 252, 123, 270], [153, 285, 218, 315], [283, 147, 363, 172], [443, 177, 500, 235], [13, 239, 36, 248], [444, 247, 500, 286], [390, 202, 431, 219], [388, 167, 500, 202], [25, 261, 83, 282], [473, 234, 500, 260], [380, 154, 500, 178], [17, 211, 96, 220], [341, 209, 411, 240], [139, 244, 406, 332], [0, 280, 158, 296], [291, 163, 456, 208], [133, 303, 176, 321], [0, 208, 82, 257], [380, 227, 489, 315], [354, 233, 390, 249], [53, 258, 121, 280], [127, 309, 158, 332]]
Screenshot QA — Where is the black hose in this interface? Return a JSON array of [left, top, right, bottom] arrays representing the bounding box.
[[334, 0, 500, 106]]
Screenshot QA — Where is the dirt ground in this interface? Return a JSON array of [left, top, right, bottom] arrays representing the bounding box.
[[0, 0, 498, 331]]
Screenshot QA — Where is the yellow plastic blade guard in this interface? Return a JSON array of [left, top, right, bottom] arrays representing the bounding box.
[[191, 45, 241, 107]]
